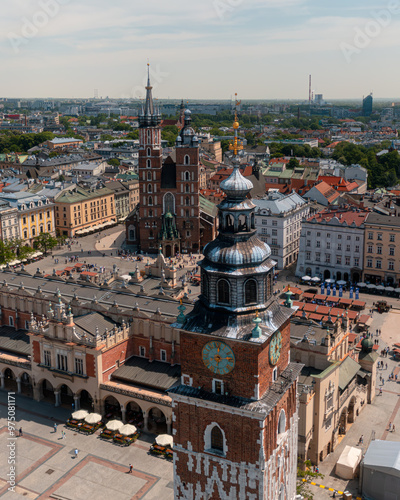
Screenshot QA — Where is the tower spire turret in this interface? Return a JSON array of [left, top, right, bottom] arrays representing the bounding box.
[[139, 62, 161, 128]]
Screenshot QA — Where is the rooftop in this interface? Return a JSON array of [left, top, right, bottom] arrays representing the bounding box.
[[308, 208, 369, 227], [112, 356, 181, 391]]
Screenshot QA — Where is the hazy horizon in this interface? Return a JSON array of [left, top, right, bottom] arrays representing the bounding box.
[[2, 0, 400, 100]]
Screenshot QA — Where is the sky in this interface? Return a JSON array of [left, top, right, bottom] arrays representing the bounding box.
[[0, 0, 399, 100]]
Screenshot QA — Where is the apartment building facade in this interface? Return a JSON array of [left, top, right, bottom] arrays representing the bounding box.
[[296, 208, 368, 283], [54, 186, 115, 237], [0, 192, 55, 244], [363, 213, 400, 285], [254, 191, 310, 269]]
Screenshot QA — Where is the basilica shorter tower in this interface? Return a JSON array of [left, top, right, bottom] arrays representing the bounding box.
[[169, 112, 302, 500]]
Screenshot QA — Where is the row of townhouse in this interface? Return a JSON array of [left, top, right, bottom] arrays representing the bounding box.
[[0, 180, 139, 243], [296, 208, 400, 286]]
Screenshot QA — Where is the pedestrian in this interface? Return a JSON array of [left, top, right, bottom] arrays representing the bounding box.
[[62, 431, 66, 439], [54, 423, 58, 433], [393, 424, 396, 433], [19, 427, 23, 437], [385, 363, 387, 370], [333, 491, 336, 498], [74, 448, 78, 458], [379, 387, 383, 395], [129, 464, 133, 473], [389, 422, 392, 432]]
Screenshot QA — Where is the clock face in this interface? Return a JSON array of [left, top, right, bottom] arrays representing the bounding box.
[[269, 330, 282, 366], [202, 341, 235, 375]]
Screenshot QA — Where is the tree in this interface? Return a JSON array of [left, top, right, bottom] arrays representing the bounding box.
[[0, 240, 16, 264], [101, 134, 114, 142], [108, 158, 120, 167], [33, 233, 58, 255], [288, 157, 300, 169], [126, 130, 139, 140], [162, 125, 179, 147], [297, 459, 324, 500], [18, 244, 35, 260]]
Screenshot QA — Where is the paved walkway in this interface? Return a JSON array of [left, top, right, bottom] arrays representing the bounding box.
[[316, 309, 400, 498], [0, 392, 173, 500], [22, 225, 203, 299]]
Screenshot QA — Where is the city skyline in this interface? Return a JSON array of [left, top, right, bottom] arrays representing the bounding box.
[[1, 0, 400, 99]]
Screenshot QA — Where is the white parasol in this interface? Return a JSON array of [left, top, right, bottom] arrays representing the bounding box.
[[105, 420, 123, 431], [71, 410, 89, 420], [155, 434, 173, 447], [84, 413, 102, 424], [119, 424, 137, 436]]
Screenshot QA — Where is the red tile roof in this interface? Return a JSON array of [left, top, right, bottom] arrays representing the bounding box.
[[312, 181, 341, 203], [308, 208, 369, 226]]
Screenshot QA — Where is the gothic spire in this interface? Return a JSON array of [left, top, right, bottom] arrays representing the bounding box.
[[139, 62, 161, 128], [144, 63, 154, 117]]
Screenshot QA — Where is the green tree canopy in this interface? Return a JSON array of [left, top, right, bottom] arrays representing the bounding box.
[[33, 233, 58, 255]]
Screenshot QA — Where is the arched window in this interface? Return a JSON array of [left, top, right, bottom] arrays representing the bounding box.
[[147, 147, 151, 156], [149, 210, 153, 217], [149, 230, 153, 238], [245, 280, 257, 305], [147, 172, 152, 181], [148, 184, 152, 193], [146, 159, 151, 168], [217, 279, 230, 305], [278, 409, 286, 436], [251, 213, 255, 229], [9, 316, 14, 327], [185, 184, 190, 193], [185, 196, 190, 206], [184, 155, 190, 165], [148, 196, 153, 206], [184, 171, 190, 181], [211, 426, 224, 452], [186, 210, 189, 218], [163, 193, 175, 214], [129, 228, 135, 240], [225, 214, 234, 231]]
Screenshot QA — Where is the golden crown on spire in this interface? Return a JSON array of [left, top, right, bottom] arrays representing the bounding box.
[[229, 94, 243, 157]]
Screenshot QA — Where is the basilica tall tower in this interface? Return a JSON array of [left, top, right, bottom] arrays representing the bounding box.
[[169, 110, 302, 500], [137, 64, 163, 253]]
